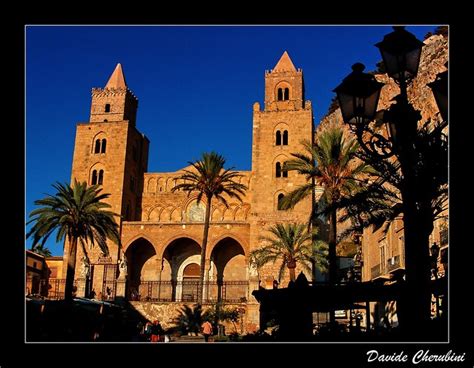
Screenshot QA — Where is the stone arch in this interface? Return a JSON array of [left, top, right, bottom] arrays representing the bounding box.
[[212, 207, 223, 222], [161, 236, 203, 302], [157, 177, 164, 192], [210, 237, 247, 303], [223, 204, 238, 221], [147, 177, 157, 193], [274, 190, 287, 211], [124, 237, 159, 299], [160, 206, 173, 222], [91, 131, 107, 154], [273, 154, 289, 178], [275, 81, 291, 101], [89, 162, 106, 186], [170, 206, 183, 222], [147, 206, 163, 221], [234, 203, 251, 221]]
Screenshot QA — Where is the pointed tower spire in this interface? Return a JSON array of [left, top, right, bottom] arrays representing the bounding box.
[[273, 51, 297, 72], [105, 63, 127, 89]]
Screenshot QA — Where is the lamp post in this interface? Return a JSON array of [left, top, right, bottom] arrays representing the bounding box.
[[333, 26, 441, 338], [430, 242, 440, 318]]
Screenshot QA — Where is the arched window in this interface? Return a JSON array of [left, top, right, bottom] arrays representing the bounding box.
[[105, 104, 111, 113], [276, 131, 282, 146], [277, 88, 283, 101], [91, 170, 98, 185], [98, 170, 104, 185], [277, 193, 285, 210], [282, 162, 288, 178], [276, 162, 282, 178], [284, 88, 289, 101], [283, 130, 288, 145], [94, 139, 101, 154], [101, 139, 107, 153]]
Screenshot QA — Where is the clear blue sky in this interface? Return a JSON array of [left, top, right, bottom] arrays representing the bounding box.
[[26, 25, 437, 255]]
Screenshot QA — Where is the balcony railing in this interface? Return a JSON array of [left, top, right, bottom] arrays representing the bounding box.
[[386, 255, 401, 272], [28, 279, 250, 304], [130, 280, 249, 303]]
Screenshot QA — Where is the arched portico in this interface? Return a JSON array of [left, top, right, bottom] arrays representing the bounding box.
[[210, 237, 248, 303], [125, 237, 158, 300]]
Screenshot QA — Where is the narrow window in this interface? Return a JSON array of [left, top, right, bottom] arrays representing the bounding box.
[[98, 170, 104, 185], [130, 176, 135, 192], [101, 139, 107, 154], [283, 130, 288, 145], [277, 194, 285, 210], [105, 104, 111, 113], [282, 162, 288, 178], [91, 170, 98, 185], [276, 162, 282, 178], [276, 131, 282, 146], [94, 140, 101, 154], [277, 88, 283, 101], [284, 88, 289, 101]]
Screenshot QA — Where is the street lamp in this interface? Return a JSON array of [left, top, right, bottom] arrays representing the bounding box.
[[334, 25, 437, 337]]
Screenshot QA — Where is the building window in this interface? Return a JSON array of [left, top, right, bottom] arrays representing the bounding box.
[[105, 104, 111, 113], [101, 139, 107, 154], [282, 162, 288, 178], [284, 88, 289, 101], [130, 176, 135, 192], [94, 139, 101, 154], [276, 131, 282, 146], [283, 130, 288, 145], [276, 162, 282, 178], [379, 241, 386, 274], [98, 170, 104, 185], [277, 88, 283, 101], [277, 193, 285, 210], [91, 170, 98, 185], [33, 261, 37, 269]]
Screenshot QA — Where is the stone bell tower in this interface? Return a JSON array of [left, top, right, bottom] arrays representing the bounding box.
[[63, 64, 149, 295], [249, 51, 314, 283]]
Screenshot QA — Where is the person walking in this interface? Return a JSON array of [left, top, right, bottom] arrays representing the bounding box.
[[201, 320, 213, 342], [150, 320, 163, 342]]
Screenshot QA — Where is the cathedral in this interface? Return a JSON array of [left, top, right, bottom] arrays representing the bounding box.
[[61, 51, 317, 330]]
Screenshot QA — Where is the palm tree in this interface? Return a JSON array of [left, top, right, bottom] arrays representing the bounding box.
[[281, 128, 374, 287], [172, 152, 247, 303], [31, 244, 52, 257], [250, 223, 327, 283], [26, 180, 120, 301]]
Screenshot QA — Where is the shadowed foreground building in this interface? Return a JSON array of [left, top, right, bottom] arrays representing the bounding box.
[[46, 52, 319, 332]]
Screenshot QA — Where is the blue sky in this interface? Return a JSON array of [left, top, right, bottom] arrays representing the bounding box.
[[26, 25, 437, 255]]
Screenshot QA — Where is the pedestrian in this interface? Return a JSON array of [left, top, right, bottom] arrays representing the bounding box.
[[201, 320, 213, 342], [150, 320, 163, 342]]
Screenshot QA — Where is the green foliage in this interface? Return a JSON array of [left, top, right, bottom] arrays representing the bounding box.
[[26, 180, 121, 300], [27, 180, 120, 257], [31, 244, 52, 257], [171, 152, 248, 303], [173, 304, 205, 335], [250, 223, 327, 282]]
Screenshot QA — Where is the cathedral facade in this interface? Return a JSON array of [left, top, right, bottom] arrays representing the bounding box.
[[63, 52, 315, 329]]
